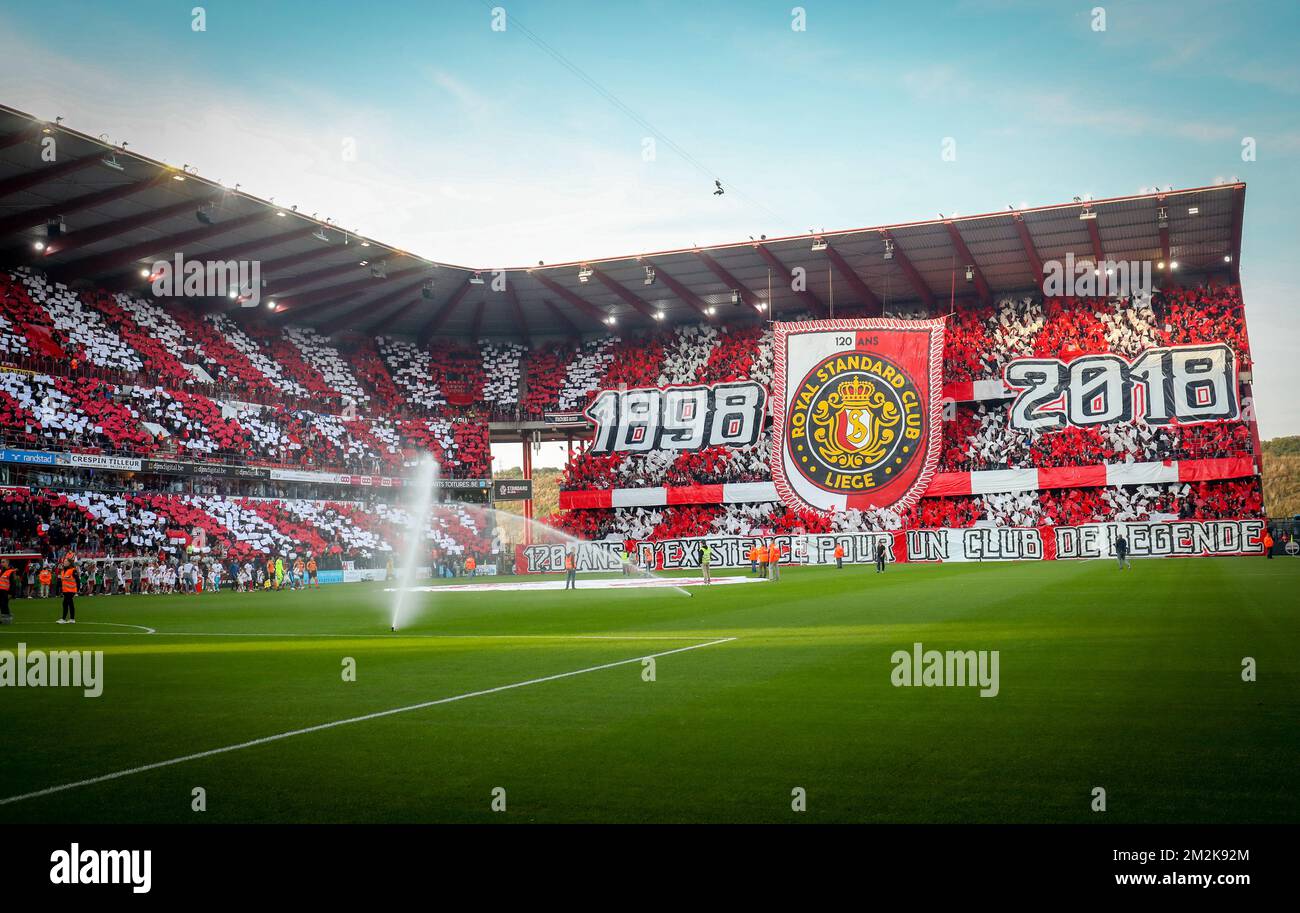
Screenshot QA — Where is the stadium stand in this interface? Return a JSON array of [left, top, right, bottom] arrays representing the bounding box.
[[0, 266, 498, 477], [0, 124, 1264, 571]]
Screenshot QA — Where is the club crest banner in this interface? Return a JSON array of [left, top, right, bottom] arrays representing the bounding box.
[[772, 318, 945, 514]]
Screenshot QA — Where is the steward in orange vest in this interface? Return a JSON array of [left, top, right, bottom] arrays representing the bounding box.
[[563, 550, 577, 590], [767, 542, 781, 582], [59, 561, 78, 623], [0, 559, 15, 620]]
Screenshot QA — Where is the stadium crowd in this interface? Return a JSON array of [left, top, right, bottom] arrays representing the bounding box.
[[0, 484, 500, 571]]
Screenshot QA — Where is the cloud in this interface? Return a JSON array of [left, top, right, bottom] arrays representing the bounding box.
[[0, 12, 788, 268], [420, 67, 495, 120], [900, 64, 973, 101], [1226, 64, 1300, 97], [1011, 88, 1239, 142]]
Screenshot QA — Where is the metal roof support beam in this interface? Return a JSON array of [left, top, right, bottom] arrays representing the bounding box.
[[879, 231, 934, 310], [196, 224, 320, 263], [363, 276, 442, 335], [0, 128, 40, 152], [1086, 215, 1105, 267], [639, 259, 711, 317], [209, 236, 343, 312], [1156, 195, 1175, 290], [312, 298, 378, 336], [417, 278, 474, 346], [944, 221, 991, 305], [39, 196, 215, 258], [270, 264, 426, 321], [261, 258, 375, 303], [589, 266, 658, 320], [530, 271, 612, 326], [506, 284, 532, 347], [753, 244, 826, 316], [51, 209, 273, 279], [1157, 223, 1175, 289], [468, 299, 487, 340], [0, 152, 102, 199], [694, 250, 760, 309], [1012, 213, 1044, 287], [251, 238, 347, 274], [102, 225, 311, 307], [541, 299, 582, 340], [822, 243, 884, 315], [0, 173, 166, 237], [317, 274, 432, 336]]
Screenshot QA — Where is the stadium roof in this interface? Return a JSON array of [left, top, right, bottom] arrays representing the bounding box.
[[0, 102, 1246, 344]]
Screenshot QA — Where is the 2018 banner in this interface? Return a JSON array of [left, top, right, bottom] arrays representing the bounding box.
[[514, 519, 1265, 573], [771, 318, 945, 514], [1003, 343, 1239, 430]]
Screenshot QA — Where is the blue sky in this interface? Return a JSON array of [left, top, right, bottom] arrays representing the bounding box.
[[1, 0, 1297, 452]]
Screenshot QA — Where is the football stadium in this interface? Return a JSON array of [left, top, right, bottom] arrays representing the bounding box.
[[0, 0, 1295, 894]]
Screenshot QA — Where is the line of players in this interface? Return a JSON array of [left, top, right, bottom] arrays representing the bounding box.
[[0, 552, 323, 601], [0, 551, 324, 626]]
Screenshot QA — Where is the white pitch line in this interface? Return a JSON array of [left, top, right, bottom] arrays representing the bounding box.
[[0, 636, 736, 807], [2, 629, 716, 641], [159, 631, 719, 641], [9, 621, 156, 634]]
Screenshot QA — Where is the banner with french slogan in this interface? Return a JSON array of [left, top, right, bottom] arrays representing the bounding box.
[[515, 519, 1265, 573]]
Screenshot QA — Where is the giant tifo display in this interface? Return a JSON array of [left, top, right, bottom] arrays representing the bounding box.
[[534, 283, 1262, 568], [0, 107, 1264, 574], [0, 267, 1261, 570]]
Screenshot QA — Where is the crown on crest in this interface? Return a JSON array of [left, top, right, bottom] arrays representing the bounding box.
[[836, 377, 875, 408]]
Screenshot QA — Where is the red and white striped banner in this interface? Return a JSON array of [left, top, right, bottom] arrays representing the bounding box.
[[941, 378, 1011, 403], [557, 456, 1256, 510]]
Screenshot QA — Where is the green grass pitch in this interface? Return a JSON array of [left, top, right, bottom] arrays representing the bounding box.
[[0, 558, 1295, 823]]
